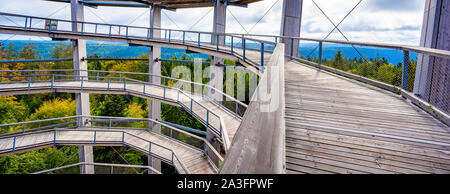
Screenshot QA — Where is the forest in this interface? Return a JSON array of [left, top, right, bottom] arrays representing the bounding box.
[[304, 50, 417, 92], [0, 42, 219, 174], [0, 41, 414, 174]]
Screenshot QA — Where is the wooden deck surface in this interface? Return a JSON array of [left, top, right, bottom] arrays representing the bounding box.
[[284, 60, 450, 174], [0, 128, 216, 174]]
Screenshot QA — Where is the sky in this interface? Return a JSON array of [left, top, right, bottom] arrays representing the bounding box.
[[0, 0, 426, 46]]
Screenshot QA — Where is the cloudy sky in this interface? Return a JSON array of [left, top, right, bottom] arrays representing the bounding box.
[[0, 0, 426, 45]]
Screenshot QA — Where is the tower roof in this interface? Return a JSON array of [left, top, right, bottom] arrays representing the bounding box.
[[46, 0, 262, 9]]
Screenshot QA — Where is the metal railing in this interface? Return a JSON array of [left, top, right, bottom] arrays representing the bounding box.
[[0, 12, 277, 70], [0, 115, 224, 171], [233, 33, 450, 123], [0, 71, 231, 149], [0, 69, 248, 118], [31, 162, 162, 174], [0, 127, 190, 173]]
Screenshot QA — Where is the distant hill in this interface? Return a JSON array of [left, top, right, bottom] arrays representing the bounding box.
[[2, 40, 417, 65], [1, 40, 209, 60]]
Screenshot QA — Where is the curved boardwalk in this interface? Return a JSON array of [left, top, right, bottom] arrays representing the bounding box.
[[284, 60, 450, 174], [0, 128, 216, 174], [0, 81, 242, 142]]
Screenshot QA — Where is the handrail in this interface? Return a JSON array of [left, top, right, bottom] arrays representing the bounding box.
[[0, 73, 232, 146], [0, 113, 225, 168], [0, 11, 278, 47], [31, 162, 162, 174], [1, 11, 448, 70], [0, 69, 249, 110], [0, 127, 190, 173], [0, 12, 275, 70], [229, 33, 450, 59]]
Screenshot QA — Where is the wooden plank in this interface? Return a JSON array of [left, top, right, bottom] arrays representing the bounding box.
[[0, 129, 215, 174], [220, 44, 285, 174], [284, 60, 450, 174]]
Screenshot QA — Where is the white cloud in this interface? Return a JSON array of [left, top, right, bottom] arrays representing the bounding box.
[[0, 0, 426, 45]]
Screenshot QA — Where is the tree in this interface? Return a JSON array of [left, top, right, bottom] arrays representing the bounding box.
[[0, 96, 27, 134], [49, 43, 72, 71], [27, 98, 76, 129], [90, 94, 129, 117], [123, 102, 147, 128]]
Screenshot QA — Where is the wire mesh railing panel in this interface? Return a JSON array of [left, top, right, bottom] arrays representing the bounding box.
[[0, 117, 77, 136], [161, 126, 204, 150], [41, 165, 80, 174], [415, 54, 450, 115]]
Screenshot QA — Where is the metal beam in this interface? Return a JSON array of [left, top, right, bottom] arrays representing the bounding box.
[[414, 0, 450, 115]]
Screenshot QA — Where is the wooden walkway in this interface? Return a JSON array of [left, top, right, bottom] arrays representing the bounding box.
[[0, 128, 216, 174], [0, 81, 242, 143], [284, 60, 450, 174]]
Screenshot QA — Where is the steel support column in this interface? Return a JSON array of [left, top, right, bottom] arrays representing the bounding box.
[[280, 0, 303, 58], [207, 0, 227, 164], [71, 0, 94, 174], [148, 4, 162, 174]]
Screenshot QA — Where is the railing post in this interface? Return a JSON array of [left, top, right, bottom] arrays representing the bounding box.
[[402, 50, 410, 90], [109, 119, 112, 128], [318, 41, 323, 66], [260, 42, 264, 68], [12, 136, 16, 152], [231, 36, 234, 53], [123, 79, 126, 91], [147, 28, 150, 41], [22, 124, 26, 134], [53, 130, 56, 145], [220, 123, 222, 138], [182, 31, 185, 44], [95, 24, 97, 33], [81, 22, 84, 35], [51, 75, 54, 89], [235, 102, 238, 115], [198, 33, 201, 48], [190, 98, 193, 114], [206, 110, 209, 129], [109, 25, 112, 37], [290, 38, 294, 57], [143, 83, 146, 95], [168, 30, 171, 43], [34, 71, 36, 81], [93, 130, 97, 144], [122, 132, 125, 144], [24, 17, 28, 30], [96, 72, 99, 80], [243, 38, 246, 62], [28, 76, 31, 91], [107, 78, 110, 91], [216, 34, 219, 52], [29, 18, 32, 29], [163, 87, 166, 100], [275, 37, 278, 43], [48, 19, 52, 33], [126, 27, 128, 39]]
